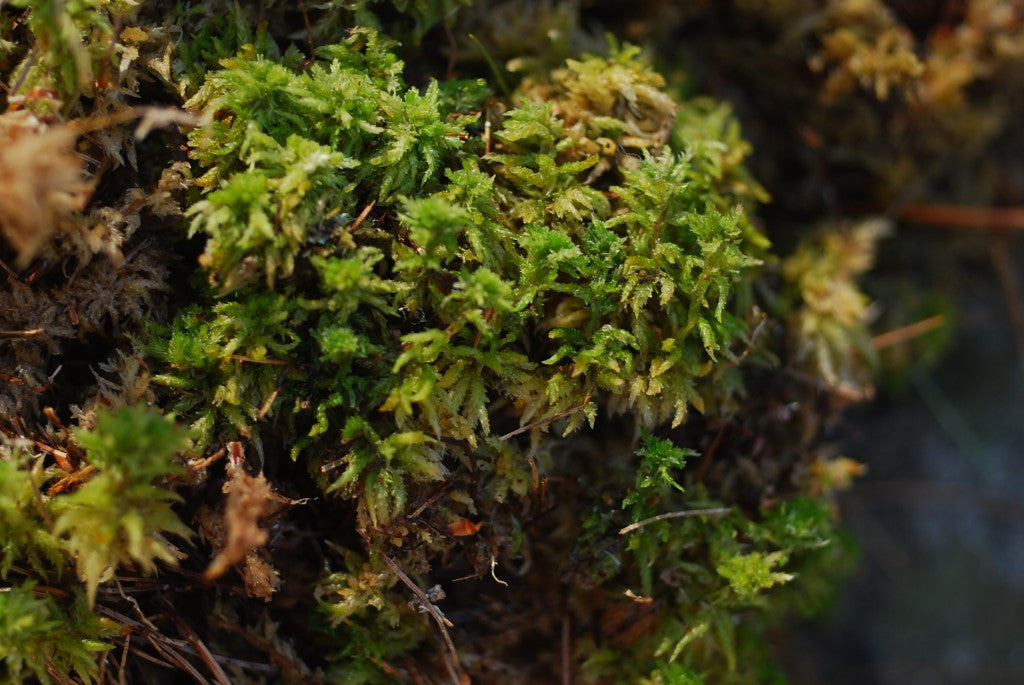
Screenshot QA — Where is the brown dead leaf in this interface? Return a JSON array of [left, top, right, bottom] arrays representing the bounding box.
[[447, 518, 483, 537], [0, 114, 93, 266], [201, 442, 299, 600], [240, 554, 281, 602]]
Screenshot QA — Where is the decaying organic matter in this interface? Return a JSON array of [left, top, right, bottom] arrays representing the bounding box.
[[4, 1, 1006, 683]]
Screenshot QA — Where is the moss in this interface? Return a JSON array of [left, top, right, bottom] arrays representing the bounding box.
[[0, 2, 902, 683]]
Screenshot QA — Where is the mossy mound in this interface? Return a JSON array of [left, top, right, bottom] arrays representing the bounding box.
[[0, 2, 896, 683]]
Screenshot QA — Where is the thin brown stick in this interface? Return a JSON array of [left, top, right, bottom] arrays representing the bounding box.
[[0, 257, 18, 280], [119, 633, 130, 685], [7, 45, 37, 98], [871, 314, 946, 349], [188, 447, 226, 472], [33, 440, 74, 472], [96, 580, 177, 597], [144, 635, 210, 685], [988, 236, 1024, 365], [118, 640, 175, 670], [97, 606, 275, 674], [380, 554, 462, 685], [351, 201, 376, 231], [618, 507, 732, 536], [42, 406, 68, 432], [97, 647, 108, 685], [407, 473, 459, 519], [44, 660, 77, 685], [47, 464, 96, 495], [30, 584, 68, 599], [899, 203, 1024, 231], [165, 605, 232, 685], [499, 395, 591, 441], [0, 327, 44, 337], [319, 455, 346, 473], [257, 371, 289, 420], [257, 386, 281, 420], [439, 650, 461, 685]]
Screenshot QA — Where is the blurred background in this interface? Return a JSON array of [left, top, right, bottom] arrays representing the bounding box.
[[778, 229, 1024, 684]]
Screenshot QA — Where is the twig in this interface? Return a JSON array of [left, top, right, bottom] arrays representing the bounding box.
[[618, 507, 732, 536], [256, 382, 282, 420], [407, 473, 460, 519], [165, 603, 232, 685], [44, 661, 77, 685], [119, 634, 131, 685], [144, 635, 210, 685], [0, 327, 44, 337], [33, 440, 74, 472], [871, 314, 946, 349], [97, 647, 107, 685], [0, 257, 17, 281], [47, 464, 96, 495], [527, 455, 540, 501], [499, 395, 591, 441], [188, 447, 226, 472], [43, 406, 68, 432], [62, 106, 203, 137], [350, 201, 376, 231], [7, 45, 37, 98], [117, 639, 175, 671], [379, 554, 462, 685], [899, 203, 1024, 231], [96, 580, 178, 597], [319, 456, 346, 473], [96, 606, 275, 674]]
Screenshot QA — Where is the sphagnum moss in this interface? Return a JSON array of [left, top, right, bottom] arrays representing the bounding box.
[[1, 2, 880, 683]]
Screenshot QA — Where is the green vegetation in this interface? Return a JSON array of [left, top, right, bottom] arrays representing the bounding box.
[[6, 0, 1005, 682]]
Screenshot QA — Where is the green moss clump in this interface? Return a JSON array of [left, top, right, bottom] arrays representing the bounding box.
[[0, 2, 887, 683], [0, 581, 113, 684], [54, 407, 192, 605]]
